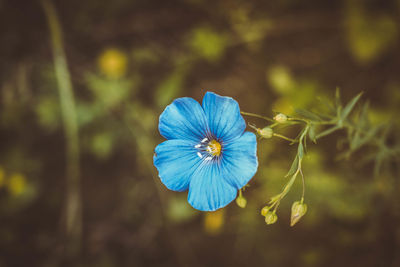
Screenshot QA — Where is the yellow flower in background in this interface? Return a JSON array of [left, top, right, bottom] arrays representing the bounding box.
[[98, 48, 128, 79], [0, 167, 5, 188], [8, 173, 27, 196], [346, 3, 397, 64], [204, 209, 225, 235], [267, 65, 295, 95]]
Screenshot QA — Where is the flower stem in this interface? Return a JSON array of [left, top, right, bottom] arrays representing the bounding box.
[[241, 111, 274, 122], [300, 167, 305, 200], [273, 133, 298, 143], [41, 0, 81, 256]]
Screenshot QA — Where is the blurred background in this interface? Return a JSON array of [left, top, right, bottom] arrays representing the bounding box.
[[0, 0, 400, 266]]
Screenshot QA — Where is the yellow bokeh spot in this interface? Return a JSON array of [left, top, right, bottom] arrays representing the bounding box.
[[267, 66, 295, 95], [98, 48, 127, 79], [204, 209, 225, 235], [272, 97, 294, 115], [8, 173, 27, 196], [346, 6, 397, 64], [0, 167, 5, 188]]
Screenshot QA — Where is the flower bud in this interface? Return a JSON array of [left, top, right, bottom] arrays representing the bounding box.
[[290, 201, 307, 226], [257, 127, 273, 139], [274, 113, 288, 123], [236, 195, 247, 208], [260, 206, 271, 216], [264, 211, 278, 225]]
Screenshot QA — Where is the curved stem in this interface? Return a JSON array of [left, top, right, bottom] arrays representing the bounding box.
[[288, 117, 309, 124], [41, 0, 81, 256], [241, 111, 274, 122], [300, 168, 305, 200], [273, 133, 298, 143]]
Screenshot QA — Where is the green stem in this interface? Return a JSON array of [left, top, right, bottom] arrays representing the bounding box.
[[288, 117, 336, 126], [41, 0, 81, 255], [273, 133, 298, 143], [288, 117, 309, 124], [241, 111, 274, 122], [300, 168, 305, 200]]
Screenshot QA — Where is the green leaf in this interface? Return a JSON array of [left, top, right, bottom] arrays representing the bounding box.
[[317, 96, 336, 114], [298, 142, 304, 159], [308, 125, 317, 143], [373, 152, 385, 177], [295, 108, 322, 121], [355, 124, 383, 151], [335, 87, 342, 109], [269, 194, 282, 204], [358, 101, 370, 129], [316, 125, 341, 139], [341, 92, 363, 121], [285, 155, 299, 177]]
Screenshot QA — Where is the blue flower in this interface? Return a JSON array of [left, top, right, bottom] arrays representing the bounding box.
[[153, 92, 258, 211]]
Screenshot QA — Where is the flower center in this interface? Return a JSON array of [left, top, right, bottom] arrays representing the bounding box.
[[194, 137, 222, 160], [206, 140, 221, 156]]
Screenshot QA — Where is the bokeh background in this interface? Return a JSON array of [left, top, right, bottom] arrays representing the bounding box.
[[1, 0, 400, 266]]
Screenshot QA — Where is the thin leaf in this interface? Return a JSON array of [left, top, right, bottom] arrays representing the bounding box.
[[316, 125, 341, 139], [298, 142, 304, 159], [295, 108, 322, 121], [358, 101, 370, 129], [317, 96, 336, 114], [341, 92, 363, 121], [308, 125, 317, 143], [285, 155, 299, 177], [374, 152, 385, 177], [269, 194, 282, 204], [335, 87, 341, 109], [355, 124, 383, 150]]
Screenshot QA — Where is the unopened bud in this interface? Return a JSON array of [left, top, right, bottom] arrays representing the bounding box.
[[236, 195, 247, 208], [264, 211, 278, 225], [257, 127, 273, 138], [261, 206, 271, 216], [290, 201, 307, 226], [274, 113, 287, 123]]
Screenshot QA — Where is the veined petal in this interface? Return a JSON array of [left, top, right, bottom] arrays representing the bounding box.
[[159, 97, 209, 141], [188, 162, 237, 211], [202, 92, 246, 142], [220, 131, 258, 189], [153, 139, 201, 192]]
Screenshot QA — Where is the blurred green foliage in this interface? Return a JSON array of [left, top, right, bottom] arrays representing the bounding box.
[[346, 1, 398, 64], [0, 0, 400, 266], [188, 27, 229, 62]]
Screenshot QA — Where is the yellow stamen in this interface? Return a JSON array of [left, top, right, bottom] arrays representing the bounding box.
[[207, 140, 221, 156]]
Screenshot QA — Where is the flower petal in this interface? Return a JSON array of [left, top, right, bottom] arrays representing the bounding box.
[[202, 92, 246, 142], [159, 97, 209, 141], [188, 162, 237, 211], [153, 139, 201, 192], [220, 131, 258, 189]]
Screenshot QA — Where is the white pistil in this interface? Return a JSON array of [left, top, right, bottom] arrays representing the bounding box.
[[204, 156, 213, 161], [197, 152, 203, 159], [194, 144, 201, 148]]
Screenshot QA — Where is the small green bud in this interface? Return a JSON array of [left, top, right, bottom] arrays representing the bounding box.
[[236, 195, 247, 208], [257, 127, 273, 139], [290, 201, 307, 226], [260, 206, 271, 216], [264, 211, 278, 225], [274, 113, 288, 123]]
